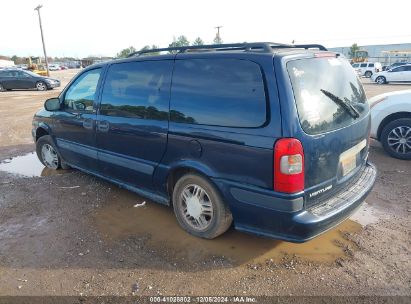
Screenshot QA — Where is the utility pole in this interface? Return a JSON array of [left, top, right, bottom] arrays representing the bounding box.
[[214, 26, 223, 44], [34, 4, 50, 77]]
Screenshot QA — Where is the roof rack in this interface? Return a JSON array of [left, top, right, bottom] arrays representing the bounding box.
[[127, 42, 327, 57]]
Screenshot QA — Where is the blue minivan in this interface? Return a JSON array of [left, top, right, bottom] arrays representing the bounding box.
[[32, 43, 376, 242]]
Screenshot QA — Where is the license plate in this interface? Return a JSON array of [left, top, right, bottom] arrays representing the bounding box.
[[341, 154, 356, 176], [339, 139, 367, 176]]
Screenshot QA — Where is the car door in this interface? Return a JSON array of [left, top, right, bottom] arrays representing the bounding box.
[[1, 70, 19, 89], [403, 66, 411, 81], [16, 71, 35, 89], [96, 59, 173, 191], [359, 63, 367, 75], [51, 67, 103, 172], [0, 71, 12, 89], [388, 66, 405, 81]]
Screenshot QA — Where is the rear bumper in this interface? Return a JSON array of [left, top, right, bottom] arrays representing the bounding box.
[[213, 162, 377, 242]]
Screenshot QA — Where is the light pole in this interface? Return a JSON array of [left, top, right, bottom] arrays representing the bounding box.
[[34, 4, 50, 76]]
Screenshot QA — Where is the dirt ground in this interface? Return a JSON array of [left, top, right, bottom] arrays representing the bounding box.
[[0, 70, 410, 298]]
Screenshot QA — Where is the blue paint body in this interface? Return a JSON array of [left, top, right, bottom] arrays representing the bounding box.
[[32, 49, 377, 242]]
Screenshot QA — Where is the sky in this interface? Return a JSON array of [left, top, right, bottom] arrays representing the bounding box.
[[1, 0, 410, 58]]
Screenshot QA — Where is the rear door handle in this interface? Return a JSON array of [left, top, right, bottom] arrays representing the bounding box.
[[97, 120, 110, 132]]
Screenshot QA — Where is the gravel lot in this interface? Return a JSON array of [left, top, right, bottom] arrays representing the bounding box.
[[0, 70, 410, 298]]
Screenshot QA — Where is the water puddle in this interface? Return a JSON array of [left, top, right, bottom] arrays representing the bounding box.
[[94, 188, 362, 265], [0, 152, 68, 177], [350, 201, 388, 226]]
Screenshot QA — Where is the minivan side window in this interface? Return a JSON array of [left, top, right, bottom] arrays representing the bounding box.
[[368, 63, 374, 67], [64, 68, 101, 112], [170, 59, 266, 128], [360, 63, 367, 67], [100, 61, 172, 120]]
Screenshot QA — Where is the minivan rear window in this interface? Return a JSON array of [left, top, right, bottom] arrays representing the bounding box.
[[170, 59, 266, 128], [287, 57, 368, 135]]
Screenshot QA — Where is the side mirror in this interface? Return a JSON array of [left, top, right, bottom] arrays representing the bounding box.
[[44, 98, 61, 111]]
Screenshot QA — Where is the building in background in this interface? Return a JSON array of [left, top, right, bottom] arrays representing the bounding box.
[[330, 43, 411, 65], [0, 59, 15, 68]]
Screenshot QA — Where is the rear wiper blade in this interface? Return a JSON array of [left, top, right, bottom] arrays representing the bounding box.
[[344, 97, 360, 117], [320, 89, 360, 119]]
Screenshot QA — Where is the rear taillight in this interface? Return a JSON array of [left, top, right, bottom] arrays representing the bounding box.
[[274, 138, 304, 193]]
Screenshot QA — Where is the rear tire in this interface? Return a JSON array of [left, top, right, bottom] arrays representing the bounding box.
[[376, 76, 386, 85], [36, 135, 62, 169], [0, 83, 5, 92], [380, 118, 411, 160], [365, 71, 372, 78], [172, 173, 233, 239]]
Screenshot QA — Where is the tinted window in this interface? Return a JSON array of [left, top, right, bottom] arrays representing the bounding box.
[[1, 70, 16, 77], [368, 63, 374, 67], [360, 63, 367, 67], [287, 57, 368, 135], [392, 66, 406, 72], [64, 68, 101, 112], [100, 61, 172, 120], [352, 64, 359, 68], [17, 71, 30, 78], [170, 59, 266, 127]]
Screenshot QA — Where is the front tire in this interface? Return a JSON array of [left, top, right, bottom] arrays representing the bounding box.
[[36, 81, 47, 91], [376, 76, 386, 85], [381, 118, 411, 160], [36, 135, 62, 169], [172, 173, 233, 239]]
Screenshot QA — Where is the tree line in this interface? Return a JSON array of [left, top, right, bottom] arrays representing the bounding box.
[[116, 34, 223, 58]]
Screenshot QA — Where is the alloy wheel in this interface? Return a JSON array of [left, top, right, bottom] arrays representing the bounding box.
[[376, 77, 385, 84], [36, 82, 47, 91], [179, 184, 214, 231], [387, 126, 411, 155], [41, 144, 59, 169]]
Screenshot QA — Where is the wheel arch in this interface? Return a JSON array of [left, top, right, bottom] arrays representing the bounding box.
[[35, 123, 52, 141], [165, 162, 216, 205], [377, 112, 411, 140]]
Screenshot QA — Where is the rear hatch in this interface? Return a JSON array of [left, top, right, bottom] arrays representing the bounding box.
[[286, 55, 370, 207]]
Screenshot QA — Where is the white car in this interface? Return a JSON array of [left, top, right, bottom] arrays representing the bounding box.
[[48, 64, 61, 71], [369, 90, 411, 159], [352, 62, 382, 78], [371, 64, 411, 85]]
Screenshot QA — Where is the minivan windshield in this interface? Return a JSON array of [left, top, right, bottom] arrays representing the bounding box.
[[287, 57, 368, 135]]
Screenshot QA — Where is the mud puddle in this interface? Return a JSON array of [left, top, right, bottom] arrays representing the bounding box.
[[0, 152, 69, 177], [350, 202, 389, 226], [94, 188, 362, 266]]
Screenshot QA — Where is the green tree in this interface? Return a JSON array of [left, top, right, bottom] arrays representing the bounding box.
[[192, 37, 204, 46], [168, 35, 190, 53], [116, 46, 137, 58], [139, 45, 160, 56], [348, 43, 360, 59]]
